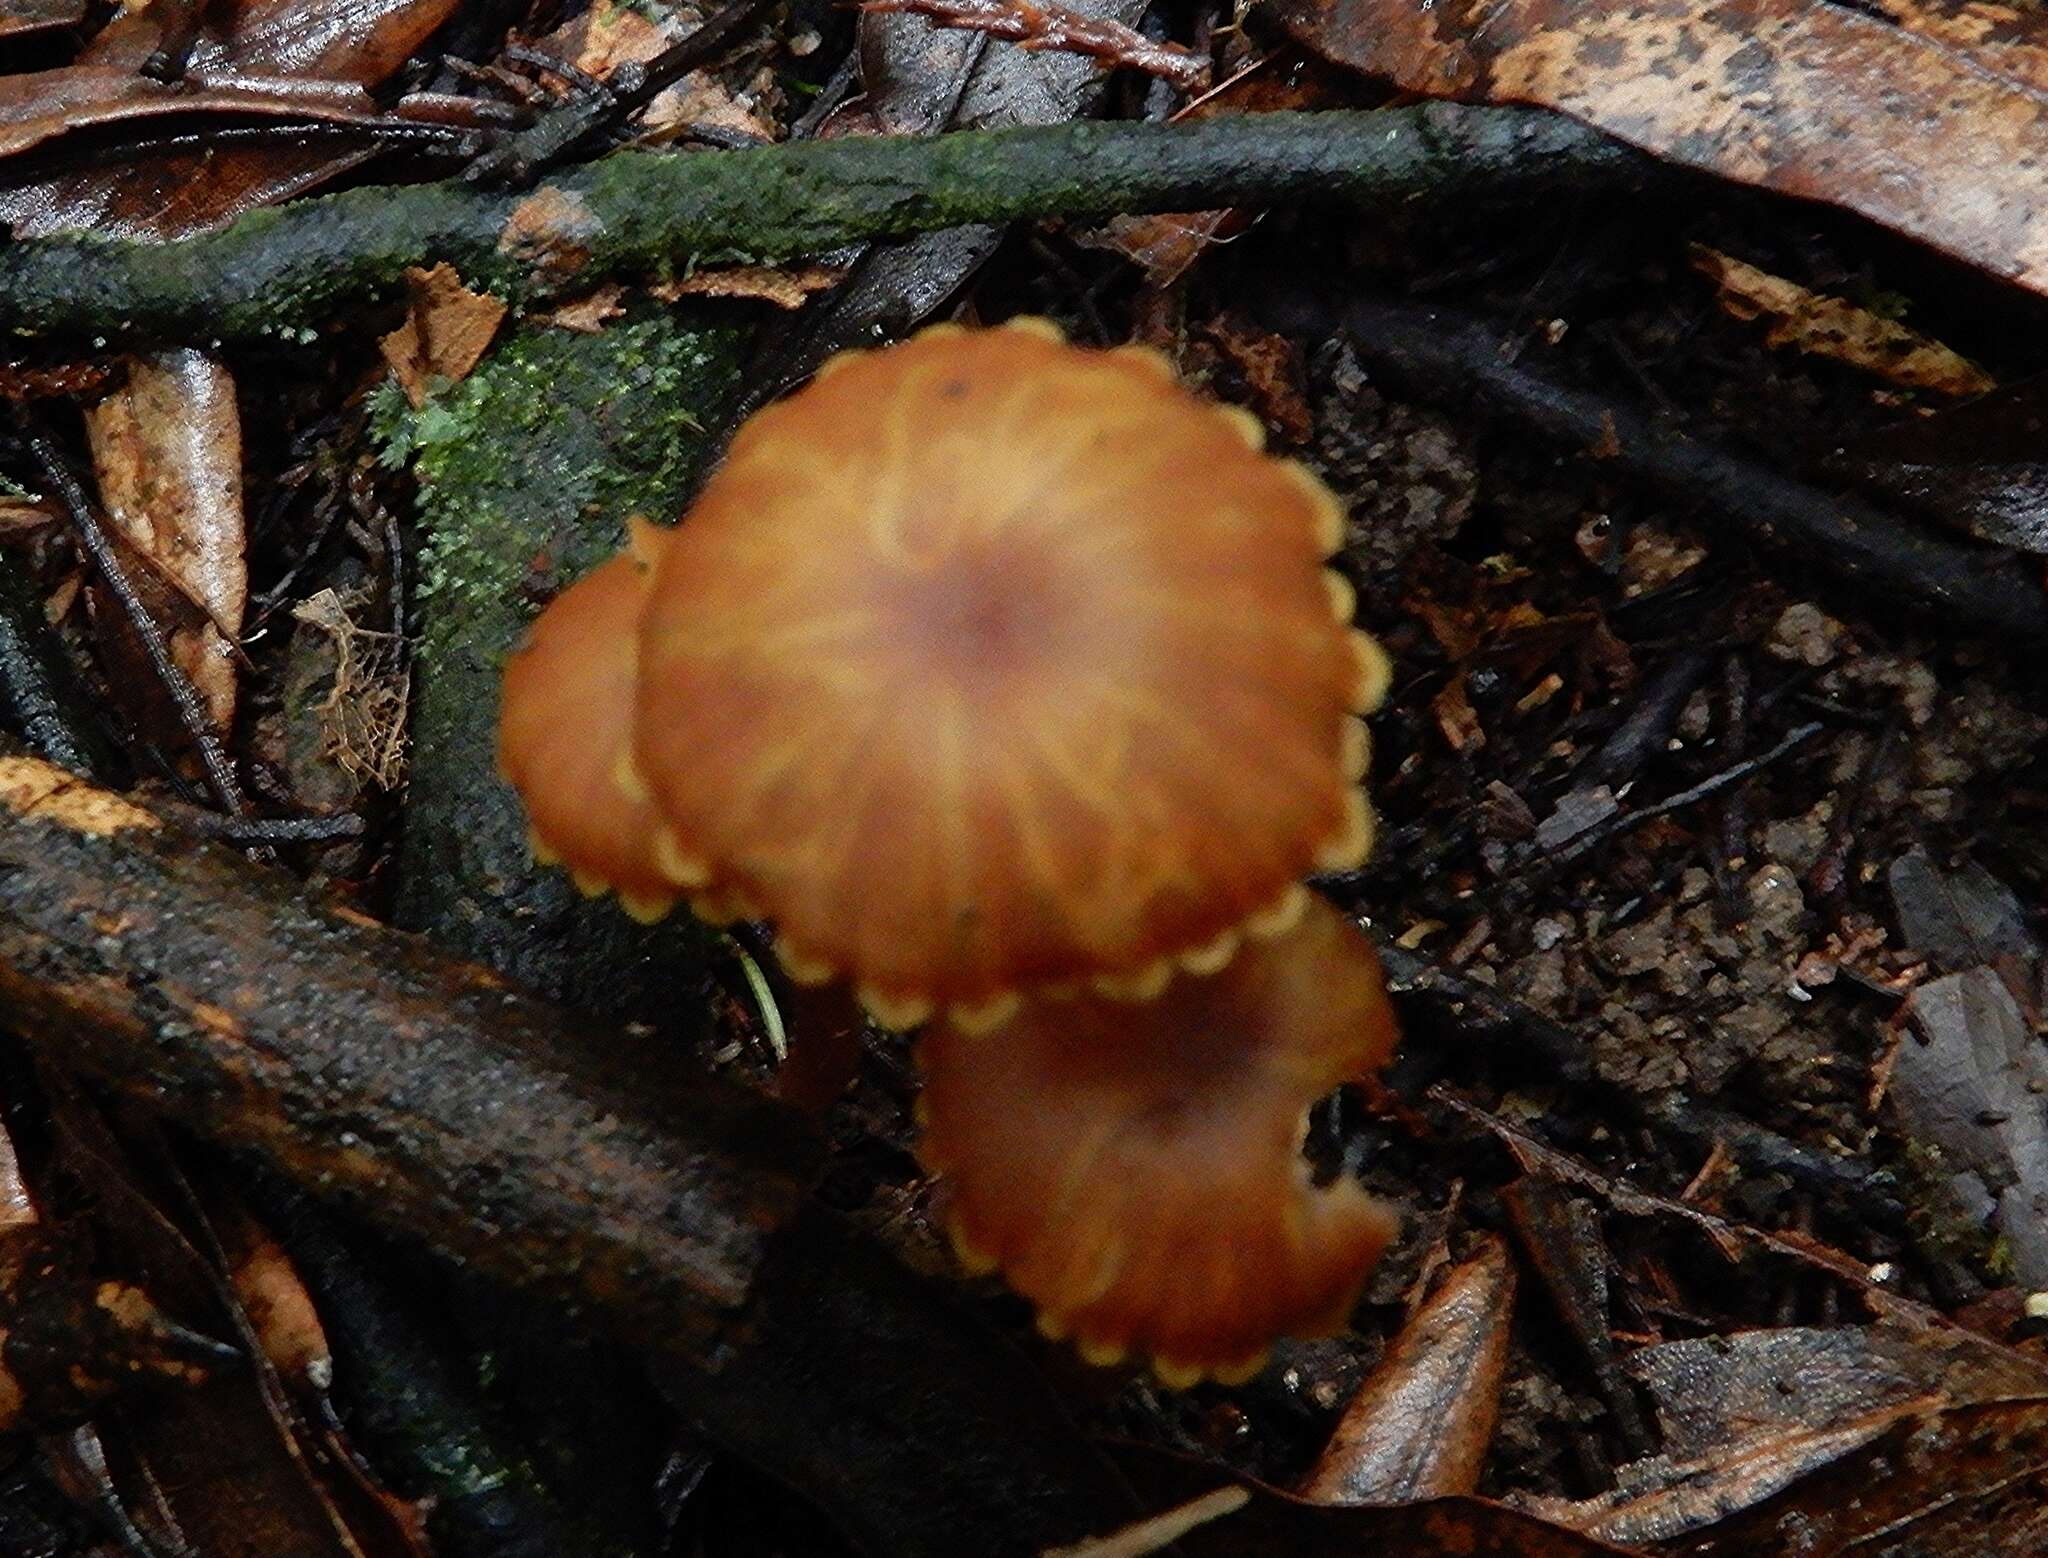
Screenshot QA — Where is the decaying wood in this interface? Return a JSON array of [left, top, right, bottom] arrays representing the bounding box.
[[0, 753, 812, 1359], [0, 755, 1139, 1555]]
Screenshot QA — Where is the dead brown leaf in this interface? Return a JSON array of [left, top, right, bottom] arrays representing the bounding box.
[[1530, 1324, 2048, 1548], [1205, 311, 1314, 445], [498, 186, 603, 285], [540, 283, 631, 333], [84, 349, 247, 736], [1299, 1236, 1516, 1504], [0, 0, 84, 40], [378, 262, 508, 406], [1274, 0, 2048, 299], [1434, 675, 1486, 753], [531, 0, 780, 142], [652, 262, 847, 309], [0, 497, 57, 538], [1692, 246, 1995, 397], [0, 0, 460, 240]]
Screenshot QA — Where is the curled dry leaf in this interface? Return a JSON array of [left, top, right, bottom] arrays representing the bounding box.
[[1691, 246, 1995, 398], [539, 283, 629, 333], [378, 263, 509, 407], [1298, 1235, 1516, 1504], [1273, 0, 2048, 299], [85, 349, 247, 737]]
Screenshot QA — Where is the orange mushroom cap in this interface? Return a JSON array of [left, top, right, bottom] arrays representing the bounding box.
[[916, 895, 1401, 1384], [496, 525, 676, 922], [631, 320, 1388, 1025]]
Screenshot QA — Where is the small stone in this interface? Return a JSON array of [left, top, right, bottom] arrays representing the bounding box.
[[1765, 602, 1851, 666]]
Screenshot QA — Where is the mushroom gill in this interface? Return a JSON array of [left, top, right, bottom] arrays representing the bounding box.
[[631, 319, 1387, 1025], [916, 895, 1401, 1384]]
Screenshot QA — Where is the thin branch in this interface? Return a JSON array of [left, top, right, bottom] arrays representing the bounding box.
[[0, 106, 1642, 343], [864, 0, 1208, 91], [1512, 720, 1825, 887], [1337, 293, 2048, 643], [12, 411, 247, 816]]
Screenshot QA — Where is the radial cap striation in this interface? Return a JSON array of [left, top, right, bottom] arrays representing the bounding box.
[[632, 320, 1381, 1021], [916, 895, 1401, 1384]]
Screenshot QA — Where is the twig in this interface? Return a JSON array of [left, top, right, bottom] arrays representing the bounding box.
[[1713, 653, 1752, 924], [180, 811, 366, 843], [11, 411, 247, 817], [1337, 293, 2048, 642], [468, 0, 787, 183], [0, 106, 1642, 343], [864, 0, 1208, 91], [1508, 720, 1823, 890], [0, 551, 110, 778], [1378, 939, 1902, 1218]]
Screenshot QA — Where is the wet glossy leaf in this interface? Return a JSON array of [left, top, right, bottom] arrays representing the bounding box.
[[84, 349, 247, 737], [1274, 0, 2048, 300], [1299, 1236, 1517, 1503]]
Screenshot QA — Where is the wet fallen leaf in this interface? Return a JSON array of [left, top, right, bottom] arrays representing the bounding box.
[[0, 0, 84, 40], [84, 348, 248, 737], [1274, 0, 2048, 299], [0, 0, 461, 240], [1503, 1176, 1652, 1455], [1670, 1396, 2048, 1556], [1887, 844, 2037, 973], [1205, 311, 1314, 445], [1528, 1323, 2048, 1546], [378, 262, 508, 407], [1691, 246, 1995, 398], [1892, 966, 2048, 1284], [1299, 1235, 1516, 1503], [48, 1090, 430, 1557]]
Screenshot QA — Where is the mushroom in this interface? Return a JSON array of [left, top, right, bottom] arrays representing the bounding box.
[[917, 895, 1399, 1385], [498, 319, 1405, 1378], [496, 520, 676, 923], [627, 318, 1387, 1027]]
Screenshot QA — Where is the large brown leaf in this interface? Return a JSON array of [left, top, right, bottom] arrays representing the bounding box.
[[1273, 0, 2048, 297], [0, 0, 459, 240]]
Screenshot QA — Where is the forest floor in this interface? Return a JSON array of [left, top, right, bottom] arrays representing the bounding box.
[[3, 1, 2048, 1555]]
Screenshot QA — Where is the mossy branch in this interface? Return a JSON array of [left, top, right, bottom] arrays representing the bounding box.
[[0, 106, 1639, 343]]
